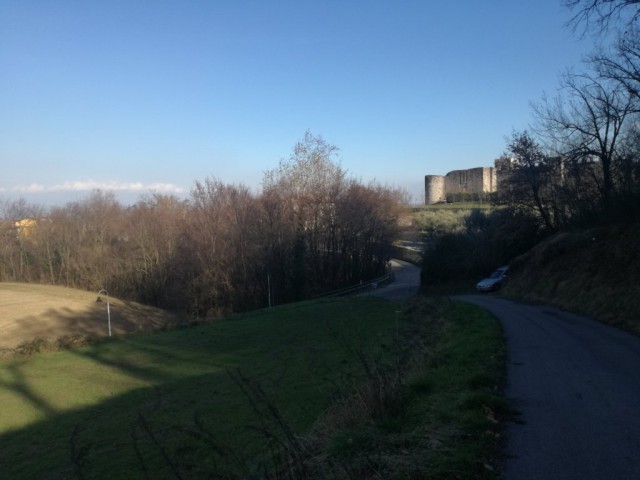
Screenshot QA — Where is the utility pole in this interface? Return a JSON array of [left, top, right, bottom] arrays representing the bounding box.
[[97, 289, 112, 336]]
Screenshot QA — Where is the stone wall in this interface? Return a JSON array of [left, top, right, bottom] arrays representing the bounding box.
[[424, 166, 496, 204], [424, 175, 445, 204]]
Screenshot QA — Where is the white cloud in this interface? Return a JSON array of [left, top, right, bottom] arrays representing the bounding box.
[[0, 183, 46, 193], [8, 180, 185, 194]]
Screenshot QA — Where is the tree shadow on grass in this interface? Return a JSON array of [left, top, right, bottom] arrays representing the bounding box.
[[0, 362, 59, 418], [0, 297, 403, 479], [0, 370, 255, 479], [0, 341, 339, 479]]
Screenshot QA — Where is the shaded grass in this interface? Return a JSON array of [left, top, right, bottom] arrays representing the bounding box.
[[0, 295, 506, 479], [0, 297, 403, 478], [411, 300, 506, 478], [284, 297, 506, 479]]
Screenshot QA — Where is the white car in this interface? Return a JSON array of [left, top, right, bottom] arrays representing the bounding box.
[[476, 266, 509, 292]]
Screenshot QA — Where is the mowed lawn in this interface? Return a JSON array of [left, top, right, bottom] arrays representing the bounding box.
[[0, 282, 180, 350], [0, 296, 404, 479]]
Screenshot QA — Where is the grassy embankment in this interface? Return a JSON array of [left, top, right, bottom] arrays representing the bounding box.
[[409, 205, 640, 333], [408, 205, 640, 334], [505, 221, 640, 335], [0, 286, 504, 479]]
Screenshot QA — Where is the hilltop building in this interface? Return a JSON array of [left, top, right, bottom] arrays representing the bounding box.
[[424, 155, 604, 205], [424, 166, 497, 204], [14, 218, 38, 239]]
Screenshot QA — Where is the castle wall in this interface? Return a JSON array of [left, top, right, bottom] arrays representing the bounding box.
[[444, 167, 496, 196], [424, 166, 496, 204], [424, 175, 445, 204]]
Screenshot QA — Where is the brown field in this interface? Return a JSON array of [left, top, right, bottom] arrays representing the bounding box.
[[0, 283, 180, 350]]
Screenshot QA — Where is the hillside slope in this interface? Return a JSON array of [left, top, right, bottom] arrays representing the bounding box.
[[0, 283, 180, 350], [505, 222, 640, 335]]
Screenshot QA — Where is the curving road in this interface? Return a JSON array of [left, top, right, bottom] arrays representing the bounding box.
[[361, 259, 421, 300], [456, 295, 640, 480]]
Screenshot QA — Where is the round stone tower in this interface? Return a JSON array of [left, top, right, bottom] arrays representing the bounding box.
[[424, 175, 445, 204]]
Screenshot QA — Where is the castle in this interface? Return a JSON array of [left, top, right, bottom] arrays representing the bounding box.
[[424, 159, 512, 204]]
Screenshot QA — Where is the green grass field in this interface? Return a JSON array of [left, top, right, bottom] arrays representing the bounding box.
[[0, 297, 405, 478], [0, 291, 505, 479]]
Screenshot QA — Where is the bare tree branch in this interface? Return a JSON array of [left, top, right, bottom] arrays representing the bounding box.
[[533, 70, 637, 211], [565, 0, 640, 34]]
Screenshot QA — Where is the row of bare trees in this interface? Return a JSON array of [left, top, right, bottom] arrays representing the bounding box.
[[494, 1, 640, 230], [0, 133, 403, 316]]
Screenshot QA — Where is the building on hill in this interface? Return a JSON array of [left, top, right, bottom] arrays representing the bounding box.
[[424, 166, 497, 204], [15, 218, 38, 239], [426, 155, 618, 207]]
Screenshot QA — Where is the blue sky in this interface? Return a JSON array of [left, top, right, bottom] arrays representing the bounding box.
[[1, 1, 597, 205]]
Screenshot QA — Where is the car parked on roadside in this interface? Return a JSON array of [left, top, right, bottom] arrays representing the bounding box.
[[476, 266, 509, 292]]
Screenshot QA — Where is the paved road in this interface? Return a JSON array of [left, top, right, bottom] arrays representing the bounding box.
[[361, 259, 421, 300], [456, 295, 640, 480]]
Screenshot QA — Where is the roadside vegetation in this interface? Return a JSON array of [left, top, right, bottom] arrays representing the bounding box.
[[0, 295, 504, 479], [505, 222, 640, 335]]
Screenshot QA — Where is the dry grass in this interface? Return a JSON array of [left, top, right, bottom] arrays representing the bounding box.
[[0, 282, 181, 351], [414, 208, 472, 238]]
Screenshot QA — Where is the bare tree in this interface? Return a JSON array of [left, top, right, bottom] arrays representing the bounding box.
[[123, 194, 187, 307], [496, 131, 558, 231], [565, 0, 640, 33], [262, 132, 347, 297], [0, 198, 45, 221], [261, 132, 400, 299], [0, 199, 46, 281], [615, 124, 640, 198], [183, 178, 263, 316], [257, 185, 295, 304], [68, 190, 126, 290], [592, 27, 640, 100], [533, 71, 637, 212]]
